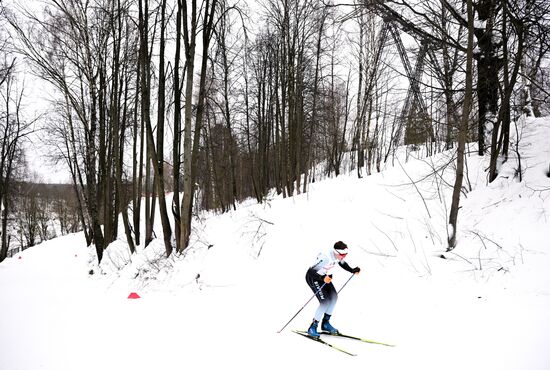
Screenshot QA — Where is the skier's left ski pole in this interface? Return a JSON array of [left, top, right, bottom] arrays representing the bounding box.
[[277, 282, 326, 333]]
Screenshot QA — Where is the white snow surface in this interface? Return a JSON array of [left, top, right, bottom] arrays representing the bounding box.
[[1, 116, 550, 370]]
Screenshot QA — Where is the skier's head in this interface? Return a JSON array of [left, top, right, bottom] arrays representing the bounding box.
[[333, 241, 348, 260]]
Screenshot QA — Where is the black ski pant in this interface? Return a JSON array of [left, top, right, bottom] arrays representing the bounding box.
[[305, 268, 338, 322]]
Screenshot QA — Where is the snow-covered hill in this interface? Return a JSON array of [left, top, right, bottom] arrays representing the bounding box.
[[1, 116, 549, 370]]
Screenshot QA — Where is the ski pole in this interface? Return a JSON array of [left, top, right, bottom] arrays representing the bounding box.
[[337, 273, 355, 294], [277, 282, 326, 333]]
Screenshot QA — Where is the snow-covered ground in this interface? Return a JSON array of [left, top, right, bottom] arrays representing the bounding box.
[[1, 116, 549, 370]]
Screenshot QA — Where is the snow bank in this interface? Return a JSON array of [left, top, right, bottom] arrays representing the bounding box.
[[1, 117, 549, 370]]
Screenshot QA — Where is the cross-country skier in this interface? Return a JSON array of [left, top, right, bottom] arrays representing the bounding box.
[[305, 241, 360, 338]]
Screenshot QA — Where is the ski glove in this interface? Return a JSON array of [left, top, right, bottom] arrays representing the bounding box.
[[323, 275, 332, 284], [351, 267, 360, 274]]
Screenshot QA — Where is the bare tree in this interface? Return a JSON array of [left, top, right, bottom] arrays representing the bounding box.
[[172, 0, 184, 251], [0, 69, 33, 262], [138, 0, 172, 255], [211, 1, 239, 210], [488, 0, 549, 181], [448, 0, 475, 251], [8, 1, 130, 263], [110, 0, 135, 253], [179, 0, 220, 252]]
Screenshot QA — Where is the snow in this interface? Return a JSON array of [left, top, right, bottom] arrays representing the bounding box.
[[1, 117, 550, 370]]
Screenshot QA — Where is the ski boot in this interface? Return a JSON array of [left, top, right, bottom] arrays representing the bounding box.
[[321, 313, 339, 334], [307, 319, 320, 338]]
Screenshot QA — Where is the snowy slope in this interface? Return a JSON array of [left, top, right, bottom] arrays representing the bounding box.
[[1, 116, 549, 370]]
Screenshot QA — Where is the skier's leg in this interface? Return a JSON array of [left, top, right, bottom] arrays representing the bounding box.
[[321, 284, 339, 333], [324, 284, 338, 315], [305, 269, 329, 337], [310, 280, 335, 328]]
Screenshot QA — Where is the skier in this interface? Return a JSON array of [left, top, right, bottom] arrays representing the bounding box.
[[305, 241, 360, 338]]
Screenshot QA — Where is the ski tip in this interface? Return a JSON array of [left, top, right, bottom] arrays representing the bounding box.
[[321, 331, 395, 347]]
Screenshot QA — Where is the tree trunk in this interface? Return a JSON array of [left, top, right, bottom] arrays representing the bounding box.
[[148, 0, 174, 256], [179, 0, 198, 252], [112, 0, 135, 253], [474, 0, 499, 156], [303, 12, 325, 192], [448, 0, 474, 251], [488, 15, 525, 182], [173, 0, 183, 251], [133, 61, 142, 246]]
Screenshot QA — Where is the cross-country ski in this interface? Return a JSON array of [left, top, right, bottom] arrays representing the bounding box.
[[293, 330, 356, 356], [294, 330, 395, 347]]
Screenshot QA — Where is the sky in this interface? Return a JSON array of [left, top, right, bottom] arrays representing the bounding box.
[[1, 114, 549, 370]]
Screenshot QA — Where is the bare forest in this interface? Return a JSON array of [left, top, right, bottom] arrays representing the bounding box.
[[1, 0, 549, 263]]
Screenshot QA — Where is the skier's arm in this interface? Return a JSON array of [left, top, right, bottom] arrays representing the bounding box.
[[339, 261, 360, 274], [308, 267, 332, 284]]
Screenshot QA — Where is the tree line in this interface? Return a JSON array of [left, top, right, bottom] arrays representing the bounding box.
[[1, 0, 549, 263], [1, 181, 82, 257]]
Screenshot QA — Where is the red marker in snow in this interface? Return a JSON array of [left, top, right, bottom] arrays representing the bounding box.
[[128, 292, 141, 299]]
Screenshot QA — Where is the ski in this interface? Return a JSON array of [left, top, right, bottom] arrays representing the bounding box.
[[320, 331, 395, 347], [295, 330, 394, 347], [292, 330, 356, 356]]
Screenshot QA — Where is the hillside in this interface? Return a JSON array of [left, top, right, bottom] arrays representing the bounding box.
[[1, 116, 549, 370]]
